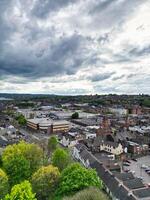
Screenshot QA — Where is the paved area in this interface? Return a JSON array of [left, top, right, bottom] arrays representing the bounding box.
[[123, 155, 150, 184]]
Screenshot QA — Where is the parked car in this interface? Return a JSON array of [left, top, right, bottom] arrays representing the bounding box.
[[132, 158, 137, 162], [124, 169, 130, 173], [126, 160, 131, 164], [131, 171, 135, 174], [123, 163, 130, 167], [137, 176, 143, 180], [141, 164, 148, 169], [145, 168, 150, 172]]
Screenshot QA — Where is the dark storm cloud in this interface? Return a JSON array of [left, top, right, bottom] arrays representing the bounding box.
[[0, 34, 86, 79], [31, 0, 75, 18]]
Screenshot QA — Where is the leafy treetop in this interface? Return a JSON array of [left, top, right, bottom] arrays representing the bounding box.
[[4, 180, 37, 200], [57, 163, 101, 197], [31, 165, 60, 200]]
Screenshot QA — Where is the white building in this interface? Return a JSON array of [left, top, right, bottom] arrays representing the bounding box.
[[99, 141, 123, 156], [109, 108, 128, 116]]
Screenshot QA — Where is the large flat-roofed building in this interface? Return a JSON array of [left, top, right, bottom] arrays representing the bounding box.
[[27, 118, 70, 133], [50, 110, 97, 120], [50, 120, 70, 134], [27, 118, 52, 130]]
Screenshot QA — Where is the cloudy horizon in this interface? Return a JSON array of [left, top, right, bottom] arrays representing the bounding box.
[[0, 0, 150, 95]]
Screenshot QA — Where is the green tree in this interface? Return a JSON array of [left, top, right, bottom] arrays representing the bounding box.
[[63, 187, 108, 200], [71, 112, 79, 119], [15, 114, 27, 125], [51, 148, 71, 172], [48, 136, 58, 153], [141, 98, 150, 107], [31, 165, 60, 200], [4, 180, 36, 200], [3, 152, 30, 186], [0, 169, 9, 199], [17, 141, 43, 174], [57, 163, 101, 197], [2, 141, 43, 186]]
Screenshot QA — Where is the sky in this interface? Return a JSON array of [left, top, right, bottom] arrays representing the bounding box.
[[0, 0, 150, 95]]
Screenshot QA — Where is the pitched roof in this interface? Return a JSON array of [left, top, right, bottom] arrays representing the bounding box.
[[133, 188, 150, 199], [123, 178, 145, 190], [114, 172, 135, 181], [77, 147, 150, 200], [90, 160, 136, 200]]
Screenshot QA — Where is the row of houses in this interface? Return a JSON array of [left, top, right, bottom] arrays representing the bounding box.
[[72, 143, 150, 200]]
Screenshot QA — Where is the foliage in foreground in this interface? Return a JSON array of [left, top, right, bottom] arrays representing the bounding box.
[[2, 141, 43, 186], [0, 169, 9, 199], [52, 148, 71, 172], [1, 141, 104, 200], [56, 163, 101, 197], [31, 165, 60, 200], [63, 187, 108, 200], [4, 180, 36, 200]]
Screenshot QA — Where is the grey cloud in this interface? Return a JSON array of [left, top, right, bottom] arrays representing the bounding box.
[[0, 34, 87, 79], [98, 33, 110, 45], [112, 75, 125, 81], [112, 53, 132, 64], [0, 0, 15, 49], [31, 0, 75, 18], [0, 0, 149, 94], [127, 74, 136, 79], [90, 0, 116, 14], [129, 45, 150, 57], [88, 72, 115, 82], [89, 0, 147, 30]]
